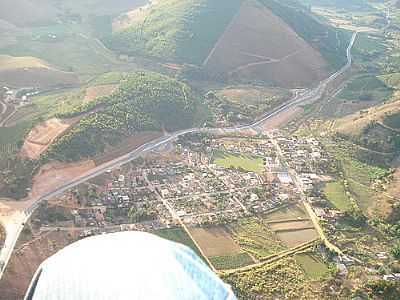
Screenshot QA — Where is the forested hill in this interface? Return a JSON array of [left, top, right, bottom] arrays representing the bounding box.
[[45, 71, 198, 161]]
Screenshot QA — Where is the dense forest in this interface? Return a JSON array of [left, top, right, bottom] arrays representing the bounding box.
[[45, 71, 199, 161]]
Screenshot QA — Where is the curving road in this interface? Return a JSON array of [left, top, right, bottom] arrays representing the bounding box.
[[0, 32, 357, 279]]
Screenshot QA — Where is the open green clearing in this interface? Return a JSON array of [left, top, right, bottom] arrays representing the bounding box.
[[348, 180, 376, 215], [8, 89, 84, 125], [228, 218, 286, 259], [212, 151, 264, 174], [323, 181, 352, 211], [295, 253, 330, 280], [209, 253, 254, 270]]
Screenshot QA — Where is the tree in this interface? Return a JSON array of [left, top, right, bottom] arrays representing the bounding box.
[[391, 242, 400, 260]]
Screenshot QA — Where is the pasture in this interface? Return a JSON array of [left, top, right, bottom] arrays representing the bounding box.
[[295, 253, 330, 280], [212, 150, 264, 174], [323, 181, 352, 211], [189, 226, 242, 257]]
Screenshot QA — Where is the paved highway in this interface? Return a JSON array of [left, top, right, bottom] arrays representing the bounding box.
[[0, 32, 357, 279]]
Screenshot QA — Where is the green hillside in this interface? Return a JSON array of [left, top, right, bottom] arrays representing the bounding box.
[[104, 0, 242, 65], [45, 71, 199, 161], [258, 0, 351, 69]]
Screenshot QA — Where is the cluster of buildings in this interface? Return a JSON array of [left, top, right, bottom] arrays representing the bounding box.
[[2, 87, 39, 106], [41, 132, 336, 233]]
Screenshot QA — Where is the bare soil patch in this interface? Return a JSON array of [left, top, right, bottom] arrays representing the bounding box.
[[0, 230, 79, 300], [276, 228, 319, 248], [335, 99, 400, 135], [260, 106, 303, 131], [263, 204, 308, 221], [189, 226, 241, 257], [29, 160, 96, 200], [269, 220, 314, 232], [84, 84, 118, 103], [21, 117, 79, 159], [204, 1, 329, 88]]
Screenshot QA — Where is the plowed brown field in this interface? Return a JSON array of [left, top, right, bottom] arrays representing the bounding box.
[[204, 1, 329, 88]]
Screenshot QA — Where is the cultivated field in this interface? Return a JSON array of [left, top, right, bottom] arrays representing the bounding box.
[[189, 226, 241, 257], [0, 55, 79, 88], [268, 220, 314, 232], [263, 204, 308, 221], [189, 226, 254, 270], [204, 1, 329, 88], [154, 227, 202, 257], [228, 218, 286, 259], [262, 205, 318, 248], [275, 229, 319, 248]]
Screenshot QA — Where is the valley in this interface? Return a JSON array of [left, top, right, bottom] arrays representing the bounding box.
[[0, 0, 400, 299]]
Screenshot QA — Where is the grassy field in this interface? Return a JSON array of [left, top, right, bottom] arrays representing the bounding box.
[[338, 75, 393, 102], [295, 253, 330, 280], [212, 150, 264, 174], [323, 181, 352, 211], [189, 226, 242, 257], [228, 218, 286, 259], [353, 33, 387, 59], [348, 180, 376, 215], [209, 253, 254, 270], [0, 121, 33, 145], [0, 23, 120, 81]]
